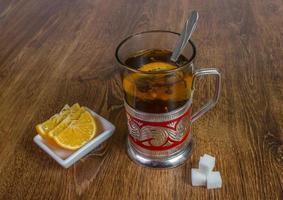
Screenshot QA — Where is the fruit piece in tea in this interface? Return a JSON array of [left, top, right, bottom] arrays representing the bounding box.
[[123, 49, 192, 113]]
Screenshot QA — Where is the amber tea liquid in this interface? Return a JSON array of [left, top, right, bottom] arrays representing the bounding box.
[[123, 49, 192, 113]]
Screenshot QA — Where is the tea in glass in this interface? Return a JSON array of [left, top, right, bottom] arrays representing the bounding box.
[[123, 49, 193, 113]]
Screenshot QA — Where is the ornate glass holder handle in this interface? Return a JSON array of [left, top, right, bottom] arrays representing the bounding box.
[[191, 68, 221, 123]]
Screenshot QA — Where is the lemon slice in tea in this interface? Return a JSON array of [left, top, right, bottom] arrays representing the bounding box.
[[139, 62, 176, 72]]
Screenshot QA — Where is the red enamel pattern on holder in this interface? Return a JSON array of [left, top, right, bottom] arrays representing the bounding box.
[[126, 107, 192, 151]]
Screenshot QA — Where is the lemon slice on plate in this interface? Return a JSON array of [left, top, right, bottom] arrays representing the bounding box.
[[35, 103, 81, 139], [51, 111, 97, 150], [47, 106, 84, 139], [35, 103, 97, 150]]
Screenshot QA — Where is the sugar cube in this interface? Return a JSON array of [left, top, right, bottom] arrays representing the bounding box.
[[207, 171, 222, 189], [199, 154, 215, 175], [191, 168, 206, 186]]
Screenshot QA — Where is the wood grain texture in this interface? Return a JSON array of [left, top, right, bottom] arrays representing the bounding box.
[[0, 0, 282, 199]]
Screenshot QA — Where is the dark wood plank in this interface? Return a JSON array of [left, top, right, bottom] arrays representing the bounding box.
[[0, 0, 282, 199]]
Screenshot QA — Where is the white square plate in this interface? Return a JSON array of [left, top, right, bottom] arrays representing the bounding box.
[[34, 107, 115, 168]]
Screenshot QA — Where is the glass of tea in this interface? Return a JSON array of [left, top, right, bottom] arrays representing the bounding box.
[[115, 30, 221, 168]]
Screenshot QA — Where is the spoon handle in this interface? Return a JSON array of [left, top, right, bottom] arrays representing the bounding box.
[[170, 11, 199, 62]]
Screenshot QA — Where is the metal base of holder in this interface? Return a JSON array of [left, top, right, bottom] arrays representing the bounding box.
[[126, 134, 193, 168]]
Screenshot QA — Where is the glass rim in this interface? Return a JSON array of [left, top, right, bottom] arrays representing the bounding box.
[[115, 30, 196, 74]]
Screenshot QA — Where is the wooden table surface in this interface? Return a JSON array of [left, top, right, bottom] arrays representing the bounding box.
[[0, 0, 282, 199]]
